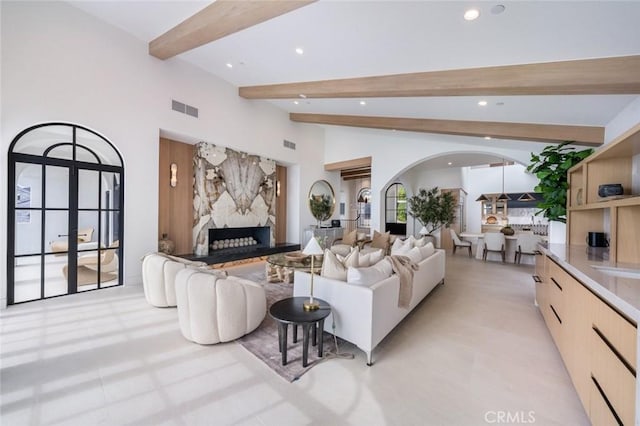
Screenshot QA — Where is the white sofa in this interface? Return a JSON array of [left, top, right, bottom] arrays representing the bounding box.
[[293, 249, 445, 365]]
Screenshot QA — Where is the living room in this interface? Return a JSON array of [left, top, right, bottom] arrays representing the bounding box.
[[2, 1, 640, 424]]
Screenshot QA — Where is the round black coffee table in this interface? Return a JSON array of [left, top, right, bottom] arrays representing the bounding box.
[[269, 297, 330, 367]]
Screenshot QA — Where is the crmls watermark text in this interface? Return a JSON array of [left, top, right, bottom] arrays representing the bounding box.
[[484, 411, 536, 424]]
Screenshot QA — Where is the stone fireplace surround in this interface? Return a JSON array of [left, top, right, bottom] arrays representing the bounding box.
[[181, 226, 299, 265]]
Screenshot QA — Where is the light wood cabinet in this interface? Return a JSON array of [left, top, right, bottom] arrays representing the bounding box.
[[537, 254, 637, 425], [568, 123, 640, 263]]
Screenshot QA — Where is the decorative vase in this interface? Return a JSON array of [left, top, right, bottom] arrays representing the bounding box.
[[158, 233, 175, 255], [500, 226, 515, 236]]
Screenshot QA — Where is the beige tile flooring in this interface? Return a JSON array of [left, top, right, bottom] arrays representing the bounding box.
[[0, 254, 589, 425]]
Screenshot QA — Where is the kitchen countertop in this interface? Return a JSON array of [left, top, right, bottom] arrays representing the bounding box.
[[540, 243, 640, 323]]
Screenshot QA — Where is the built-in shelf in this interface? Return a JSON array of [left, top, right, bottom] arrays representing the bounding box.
[[568, 123, 640, 265]]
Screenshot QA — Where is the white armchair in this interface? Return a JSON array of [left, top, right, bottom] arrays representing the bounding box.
[[483, 232, 506, 262], [515, 233, 541, 264], [450, 229, 472, 257]]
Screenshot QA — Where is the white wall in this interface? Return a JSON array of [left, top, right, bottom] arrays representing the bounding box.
[[604, 96, 640, 144], [323, 126, 548, 233], [0, 1, 329, 307]]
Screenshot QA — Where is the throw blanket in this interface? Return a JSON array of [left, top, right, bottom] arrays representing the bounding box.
[[388, 255, 419, 308]]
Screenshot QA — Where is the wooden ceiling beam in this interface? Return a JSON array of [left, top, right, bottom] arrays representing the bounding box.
[[149, 0, 316, 60], [291, 113, 604, 146], [324, 156, 371, 171], [341, 169, 371, 178], [342, 174, 371, 181], [240, 55, 640, 98]]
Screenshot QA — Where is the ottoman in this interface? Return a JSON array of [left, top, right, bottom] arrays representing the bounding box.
[[175, 268, 267, 344]]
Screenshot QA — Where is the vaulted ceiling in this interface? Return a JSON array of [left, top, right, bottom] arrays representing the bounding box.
[[71, 0, 640, 148]]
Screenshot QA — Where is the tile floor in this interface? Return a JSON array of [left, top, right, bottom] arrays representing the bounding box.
[[0, 254, 589, 425]]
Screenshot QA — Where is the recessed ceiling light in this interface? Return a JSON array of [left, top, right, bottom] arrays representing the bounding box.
[[478, 100, 488, 106], [360, 101, 367, 106], [226, 63, 233, 68], [491, 4, 506, 15], [299, 94, 306, 98], [484, 136, 492, 140], [293, 100, 299, 105], [448, 162, 453, 166], [295, 47, 304, 55], [464, 8, 480, 21]]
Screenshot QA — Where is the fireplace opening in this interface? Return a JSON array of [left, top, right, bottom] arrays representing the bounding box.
[[208, 226, 270, 255], [179, 225, 299, 265]]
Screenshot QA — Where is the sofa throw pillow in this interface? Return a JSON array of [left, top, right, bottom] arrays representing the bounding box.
[[413, 236, 428, 248], [347, 265, 390, 287], [321, 247, 359, 281], [370, 230, 391, 251], [407, 246, 423, 264], [418, 242, 435, 259], [374, 257, 393, 277], [330, 244, 352, 257], [391, 237, 413, 256], [342, 229, 358, 246], [359, 248, 385, 267]]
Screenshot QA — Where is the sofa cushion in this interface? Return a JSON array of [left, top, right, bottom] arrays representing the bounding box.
[[342, 229, 358, 246], [359, 248, 385, 267], [321, 247, 359, 281], [370, 230, 391, 251]]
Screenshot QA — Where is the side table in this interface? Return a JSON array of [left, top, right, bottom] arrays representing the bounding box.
[[269, 297, 330, 367]]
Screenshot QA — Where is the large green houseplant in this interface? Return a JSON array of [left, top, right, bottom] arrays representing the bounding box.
[[527, 142, 594, 223], [407, 187, 456, 235]]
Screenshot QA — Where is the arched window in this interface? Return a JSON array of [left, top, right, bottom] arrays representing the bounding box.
[[8, 123, 124, 304], [385, 183, 407, 235], [356, 187, 371, 228]]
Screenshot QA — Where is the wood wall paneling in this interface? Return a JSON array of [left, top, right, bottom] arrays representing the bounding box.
[[275, 165, 287, 244], [158, 138, 194, 255]]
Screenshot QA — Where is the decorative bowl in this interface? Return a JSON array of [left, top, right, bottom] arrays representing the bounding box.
[[284, 251, 306, 261]]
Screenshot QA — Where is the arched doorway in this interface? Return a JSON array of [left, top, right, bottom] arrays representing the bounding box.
[[7, 123, 124, 304]]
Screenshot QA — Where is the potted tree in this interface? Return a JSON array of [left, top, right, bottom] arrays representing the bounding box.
[[408, 187, 456, 247], [527, 142, 594, 243]]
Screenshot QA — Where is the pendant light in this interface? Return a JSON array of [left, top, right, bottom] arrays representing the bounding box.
[[475, 194, 489, 202], [497, 159, 511, 201], [518, 192, 536, 202]]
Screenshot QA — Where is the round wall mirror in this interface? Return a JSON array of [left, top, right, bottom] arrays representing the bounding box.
[[308, 180, 335, 222]]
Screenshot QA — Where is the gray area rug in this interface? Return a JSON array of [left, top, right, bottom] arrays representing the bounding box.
[[232, 263, 353, 382]]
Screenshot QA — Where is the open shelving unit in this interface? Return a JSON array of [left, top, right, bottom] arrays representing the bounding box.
[[567, 122, 640, 264]]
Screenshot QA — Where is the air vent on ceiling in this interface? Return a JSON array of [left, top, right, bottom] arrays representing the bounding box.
[[283, 139, 296, 150], [172, 99, 198, 118]]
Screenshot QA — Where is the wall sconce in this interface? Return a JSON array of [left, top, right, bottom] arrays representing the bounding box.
[[276, 180, 281, 197], [170, 163, 177, 187]]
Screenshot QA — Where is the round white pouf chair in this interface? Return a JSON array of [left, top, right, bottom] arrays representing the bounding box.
[[175, 268, 267, 344], [141, 253, 207, 307]]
